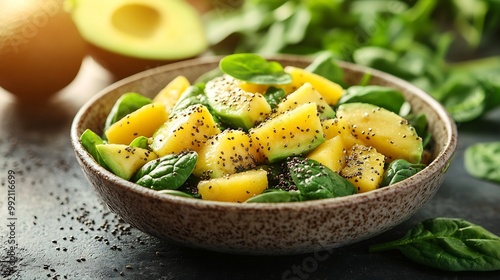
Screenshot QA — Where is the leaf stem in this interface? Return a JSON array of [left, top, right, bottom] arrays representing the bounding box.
[[368, 238, 410, 253]]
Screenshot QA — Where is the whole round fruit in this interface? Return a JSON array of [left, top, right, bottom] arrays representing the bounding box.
[[0, 0, 87, 102]]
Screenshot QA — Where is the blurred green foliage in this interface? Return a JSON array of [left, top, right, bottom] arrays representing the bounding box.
[[205, 0, 500, 123]]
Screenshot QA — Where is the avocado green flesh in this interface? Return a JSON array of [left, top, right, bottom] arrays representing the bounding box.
[[251, 103, 325, 163], [205, 76, 272, 130], [96, 144, 156, 180]]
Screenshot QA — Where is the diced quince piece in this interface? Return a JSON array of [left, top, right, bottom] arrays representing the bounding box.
[[279, 66, 344, 105], [306, 136, 347, 173], [275, 82, 335, 119], [150, 104, 220, 156], [197, 169, 268, 203], [153, 75, 190, 113], [250, 103, 325, 163], [336, 103, 423, 163], [238, 81, 269, 94], [340, 144, 385, 193], [193, 129, 259, 178], [105, 103, 168, 145], [321, 118, 364, 149]]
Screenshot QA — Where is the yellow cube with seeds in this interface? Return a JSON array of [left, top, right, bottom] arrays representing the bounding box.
[[340, 144, 385, 193], [150, 104, 221, 156], [153, 75, 190, 113], [336, 103, 423, 163], [279, 66, 344, 105], [193, 129, 259, 178], [105, 103, 168, 145], [306, 136, 347, 173], [321, 118, 364, 150], [197, 169, 268, 203]]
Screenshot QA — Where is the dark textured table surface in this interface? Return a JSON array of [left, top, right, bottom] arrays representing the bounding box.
[[1, 57, 499, 280]]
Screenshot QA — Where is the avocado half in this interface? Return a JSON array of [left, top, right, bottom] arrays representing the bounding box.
[[65, 0, 209, 78]]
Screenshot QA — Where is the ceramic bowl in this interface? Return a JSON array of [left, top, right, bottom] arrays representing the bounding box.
[[71, 55, 457, 255]]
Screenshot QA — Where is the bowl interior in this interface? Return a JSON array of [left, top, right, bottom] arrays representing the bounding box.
[[71, 55, 457, 254]]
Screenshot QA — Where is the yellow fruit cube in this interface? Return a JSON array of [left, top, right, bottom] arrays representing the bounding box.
[[306, 136, 347, 173], [150, 104, 220, 156], [250, 103, 325, 163], [239, 81, 269, 94], [197, 169, 268, 203], [321, 118, 364, 149], [279, 66, 344, 105], [193, 129, 259, 178], [275, 82, 336, 119], [340, 144, 386, 193], [336, 103, 423, 163], [153, 75, 190, 113], [105, 103, 168, 145]]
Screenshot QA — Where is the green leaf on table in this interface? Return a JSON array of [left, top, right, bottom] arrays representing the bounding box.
[[369, 217, 500, 271], [464, 142, 500, 183], [253, 2, 311, 54]]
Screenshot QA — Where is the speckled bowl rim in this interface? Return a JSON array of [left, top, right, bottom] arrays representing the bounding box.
[[71, 55, 457, 213]]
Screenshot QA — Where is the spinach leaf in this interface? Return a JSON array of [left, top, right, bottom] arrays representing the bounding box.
[[104, 92, 152, 133], [287, 157, 356, 201], [381, 159, 426, 187], [263, 86, 286, 109], [170, 84, 225, 129], [80, 129, 108, 169], [352, 47, 403, 78], [369, 217, 500, 271], [205, 0, 500, 123], [133, 151, 198, 191], [260, 163, 296, 191], [219, 53, 292, 85], [434, 77, 487, 123], [464, 142, 500, 183], [305, 52, 346, 87], [170, 84, 207, 114], [337, 85, 406, 114], [245, 189, 302, 203]]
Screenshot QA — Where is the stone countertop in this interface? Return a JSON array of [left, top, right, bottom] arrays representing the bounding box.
[[1, 57, 499, 280]]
